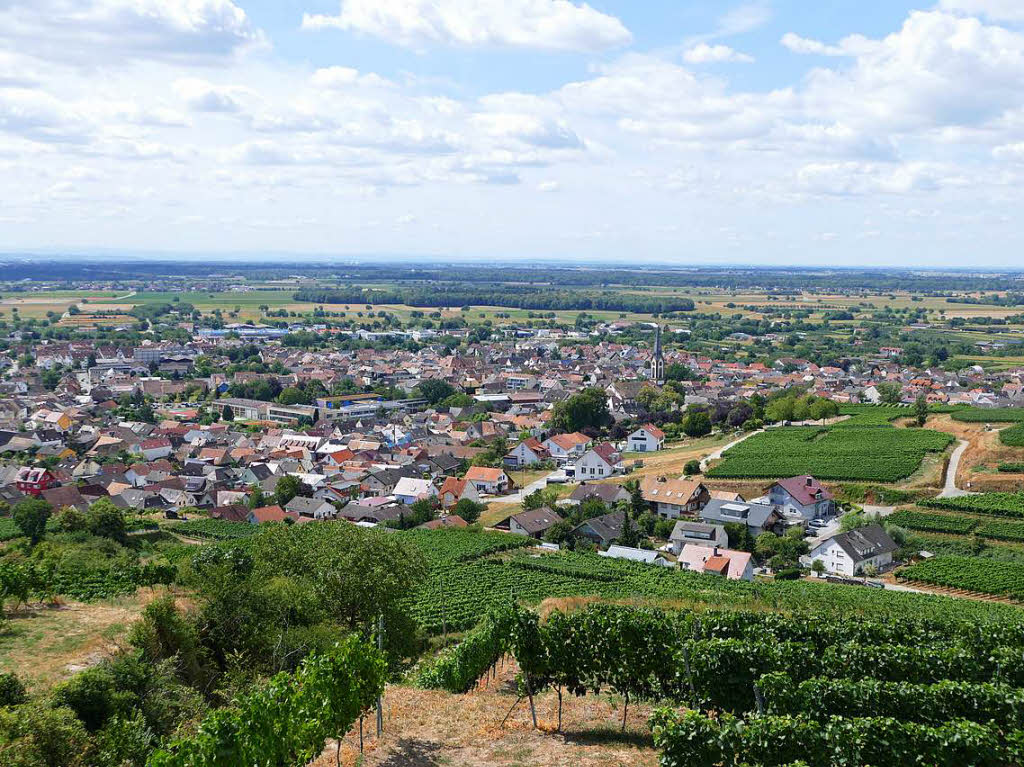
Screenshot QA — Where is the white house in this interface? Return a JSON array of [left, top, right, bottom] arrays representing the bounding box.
[[503, 438, 551, 468], [572, 443, 622, 480], [393, 477, 437, 505], [626, 424, 665, 453], [542, 432, 593, 465], [284, 496, 337, 520], [464, 466, 511, 495], [808, 525, 897, 576]]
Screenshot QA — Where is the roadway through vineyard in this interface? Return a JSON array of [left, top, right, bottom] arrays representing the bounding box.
[[312, 659, 659, 767]]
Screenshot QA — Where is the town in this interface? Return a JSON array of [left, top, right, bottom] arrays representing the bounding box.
[[3, 264, 1024, 767]]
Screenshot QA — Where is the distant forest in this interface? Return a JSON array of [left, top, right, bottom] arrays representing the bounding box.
[[292, 287, 696, 313], [3, 259, 1024, 294]]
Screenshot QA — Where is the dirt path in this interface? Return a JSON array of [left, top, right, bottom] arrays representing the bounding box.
[[938, 439, 971, 498], [700, 429, 761, 472], [312, 662, 660, 767]]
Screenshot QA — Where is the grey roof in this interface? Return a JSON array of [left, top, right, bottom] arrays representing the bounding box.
[[285, 496, 333, 514], [510, 507, 563, 535], [699, 498, 777, 530], [569, 483, 630, 504], [572, 511, 625, 543], [670, 521, 725, 542], [828, 524, 898, 563]]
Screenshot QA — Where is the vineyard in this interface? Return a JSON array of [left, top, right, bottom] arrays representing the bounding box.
[[886, 509, 977, 535], [897, 556, 1024, 600], [705, 421, 952, 481], [1002, 423, 1024, 447], [419, 602, 1024, 766], [951, 407, 1024, 423], [999, 462, 1024, 473], [923, 492, 1024, 518], [397, 534, 1024, 635]]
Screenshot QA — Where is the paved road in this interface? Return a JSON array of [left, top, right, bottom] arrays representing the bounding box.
[[699, 429, 762, 471], [938, 439, 972, 498]]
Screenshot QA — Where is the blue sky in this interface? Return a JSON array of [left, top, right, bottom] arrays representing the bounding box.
[[2, 0, 1024, 267]]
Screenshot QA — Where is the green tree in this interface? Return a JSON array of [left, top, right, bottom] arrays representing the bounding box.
[[681, 409, 712, 438], [85, 498, 128, 543], [416, 379, 456, 405], [276, 387, 310, 406], [247, 484, 266, 509], [0, 702, 90, 767], [914, 395, 929, 426], [273, 475, 308, 506], [550, 387, 611, 434], [876, 381, 903, 404], [683, 459, 701, 475], [616, 514, 643, 548], [12, 497, 52, 544], [0, 672, 27, 707], [452, 498, 485, 524], [221, 404, 234, 422]]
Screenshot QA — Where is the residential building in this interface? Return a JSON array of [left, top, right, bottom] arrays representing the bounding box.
[[626, 424, 665, 452], [808, 525, 898, 576], [678, 544, 754, 581], [641, 476, 710, 519]]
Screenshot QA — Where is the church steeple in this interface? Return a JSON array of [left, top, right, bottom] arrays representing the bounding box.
[[651, 324, 665, 383]]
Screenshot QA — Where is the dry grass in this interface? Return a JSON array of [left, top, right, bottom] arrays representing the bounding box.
[[0, 593, 158, 691], [310, 659, 660, 767]]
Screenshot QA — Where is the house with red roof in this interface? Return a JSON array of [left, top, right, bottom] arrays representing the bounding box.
[[247, 504, 287, 524], [503, 437, 551, 468], [464, 466, 512, 495], [678, 544, 753, 581], [626, 424, 665, 453], [438, 476, 480, 509], [572, 442, 622, 480], [767, 476, 836, 521]]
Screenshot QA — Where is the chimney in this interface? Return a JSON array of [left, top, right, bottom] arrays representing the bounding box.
[[806, 476, 813, 487], [713, 546, 719, 556]]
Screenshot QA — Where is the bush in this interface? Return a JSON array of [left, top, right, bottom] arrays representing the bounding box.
[[0, 671, 27, 707], [683, 459, 701, 475]]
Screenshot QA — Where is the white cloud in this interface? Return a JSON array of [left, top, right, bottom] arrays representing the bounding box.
[[939, 0, 1024, 22], [173, 78, 249, 113], [683, 44, 754, 63], [302, 0, 632, 52], [311, 67, 395, 89], [0, 0, 264, 65], [780, 32, 873, 56], [711, 2, 773, 38], [473, 113, 584, 148], [537, 180, 560, 192]]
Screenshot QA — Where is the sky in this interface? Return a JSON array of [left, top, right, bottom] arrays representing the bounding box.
[[2, 0, 1024, 267]]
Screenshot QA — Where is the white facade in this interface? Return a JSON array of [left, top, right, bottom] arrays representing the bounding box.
[[809, 538, 893, 576], [573, 449, 620, 479], [626, 427, 664, 453]]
